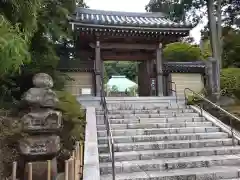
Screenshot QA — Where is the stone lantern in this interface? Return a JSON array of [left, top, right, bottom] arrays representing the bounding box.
[[19, 73, 62, 180]]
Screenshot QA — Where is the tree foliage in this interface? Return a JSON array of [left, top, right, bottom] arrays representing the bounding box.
[[163, 42, 202, 61], [104, 61, 138, 82], [0, 16, 30, 76], [0, 0, 87, 103], [222, 30, 240, 68], [146, 0, 239, 27], [220, 68, 240, 98], [145, 0, 205, 23], [0, 0, 87, 177], [111, 85, 119, 92]]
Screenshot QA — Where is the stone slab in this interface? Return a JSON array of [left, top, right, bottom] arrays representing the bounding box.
[[83, 107, 100, 180], [100, 166, 240, 180], [98, 132, 228, 144], [97, 122, 213, 130], [22, 109, 62, 132], [100, 154, 240, 174], [99, 146, 240, 162], [98, 138, 236, 153], [19, 135, 60, 155], [97, 127, 220, 137]]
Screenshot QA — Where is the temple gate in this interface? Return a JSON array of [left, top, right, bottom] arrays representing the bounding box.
[[66, 8, 195, 96]]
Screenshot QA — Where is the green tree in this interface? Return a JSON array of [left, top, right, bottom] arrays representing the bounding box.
[[222, 30, 240, 68], [0, 16, 30, 76], [111, 85, 119, 92], [201, 39, 212, 59], [145, 0, 205, 23], [220, 68, 240, 98], [0, 0, 42, 77], [163, 42, 202, 61], [0, 0, 87, 101], [104, 61, 138, 82]]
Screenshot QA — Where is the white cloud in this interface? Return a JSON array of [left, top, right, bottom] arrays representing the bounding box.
[[85, 0, 205, 43]]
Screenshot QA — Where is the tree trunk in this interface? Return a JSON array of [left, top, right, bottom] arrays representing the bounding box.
[[207, 0, 221, 99], [217, 0, 222, 68]]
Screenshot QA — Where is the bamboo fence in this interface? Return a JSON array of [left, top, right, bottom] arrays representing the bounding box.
[[10, 141, 84, 180]]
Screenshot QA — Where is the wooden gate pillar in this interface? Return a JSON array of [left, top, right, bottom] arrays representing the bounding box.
[[156, 43, 164, 96], [95, 40, 101, 96]]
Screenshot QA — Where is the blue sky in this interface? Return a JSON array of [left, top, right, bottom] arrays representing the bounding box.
[[85, 0, 207, 43]]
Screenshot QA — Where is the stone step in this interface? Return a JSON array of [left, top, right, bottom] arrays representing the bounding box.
[[98, 112, 200, 119], [98, 138, 237, 153], [98, 132, 229, 144], [100, 154, 240, 174], [99, 146, 240, 162], [97, 122, 213, 130], [97, 127, 220, 137], [99, 116, 206, 125], [100, 166, 240, 180], [105, 96, 178, 101], [96, 108, 194, 115], [106, 104, 171, 110]]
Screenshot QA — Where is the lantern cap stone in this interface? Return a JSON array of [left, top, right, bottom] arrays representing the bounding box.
[[33, 73, 53, 88]]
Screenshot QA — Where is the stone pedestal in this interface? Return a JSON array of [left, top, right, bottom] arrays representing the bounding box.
[[24, 158, 57, 180]]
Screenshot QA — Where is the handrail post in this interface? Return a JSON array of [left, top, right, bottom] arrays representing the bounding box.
[[184, 89, 187, 106], [98, 72, 115, 180], [168, 81, 178, 104], [230, 119, 235, 146], [111, 143, 115, 180]]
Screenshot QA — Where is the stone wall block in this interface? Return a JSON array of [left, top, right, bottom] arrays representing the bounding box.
[[22, 109, 62, 132], [23, 88, 58, 107], [19, 135, 60, 156]]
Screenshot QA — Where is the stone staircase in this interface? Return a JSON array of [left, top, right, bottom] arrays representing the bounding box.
[[96, 99, 240, 180]]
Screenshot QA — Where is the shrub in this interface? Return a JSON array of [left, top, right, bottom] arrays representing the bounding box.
[[56, 91, 85, 150], [55, 91, 86, 172], [163, 42, 202, 62], [186, 88, 206, 105], [0, 115, 25, 178], [220, 68, 240, 98]]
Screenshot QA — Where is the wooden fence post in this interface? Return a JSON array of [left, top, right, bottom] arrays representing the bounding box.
[[71, 158, 75, 180], [12, 161, 17, 180], [47, 160, 51, 180], [28, 163, 32, 180], [80, 141, 83, 175], [65, 160, 69, 180], [76, 141, 80, 160]]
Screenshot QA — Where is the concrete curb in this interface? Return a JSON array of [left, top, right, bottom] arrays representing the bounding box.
[[190, 105, 240, 141], [83, 107, 100, 180]]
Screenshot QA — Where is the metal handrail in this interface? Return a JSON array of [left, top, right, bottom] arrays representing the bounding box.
[[168, 81, 178, 103], [184, 88, 240, 146], [99, 76, 115, 180]]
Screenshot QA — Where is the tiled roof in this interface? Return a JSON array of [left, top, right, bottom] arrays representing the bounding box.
[[71, 8, 192, 29], [163, 61, 206, 73]]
